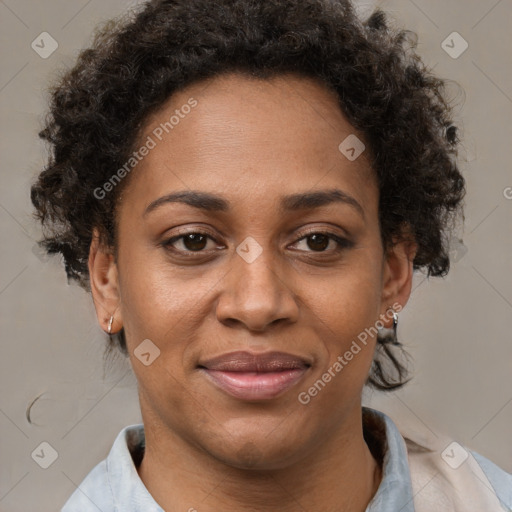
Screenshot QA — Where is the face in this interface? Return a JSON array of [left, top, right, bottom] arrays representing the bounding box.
[[90, 72, 415, 469]]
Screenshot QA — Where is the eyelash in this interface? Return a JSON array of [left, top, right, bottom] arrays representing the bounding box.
[[161, 229, 353, 256]]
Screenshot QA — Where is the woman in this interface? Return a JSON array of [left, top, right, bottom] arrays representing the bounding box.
[[30, 0, 512, 510]]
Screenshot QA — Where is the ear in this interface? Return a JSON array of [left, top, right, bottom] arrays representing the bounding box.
[[379, 229, 418, 326], [89, 227, 123, 334]]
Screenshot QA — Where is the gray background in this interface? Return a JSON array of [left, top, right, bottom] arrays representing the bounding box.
[[0, 0, 511, 510]]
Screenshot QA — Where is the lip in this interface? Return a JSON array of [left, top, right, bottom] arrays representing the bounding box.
[[198, 351, 312, 401]]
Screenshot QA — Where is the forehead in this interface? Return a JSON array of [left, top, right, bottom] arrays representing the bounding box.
[[120, 72, 376, 217]]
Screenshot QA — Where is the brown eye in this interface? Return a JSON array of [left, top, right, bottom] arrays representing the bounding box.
[[306, 233, 330, 251], [163, 231, 218, 254], [293, 231, 353, 253], [181, 233, 208, 251]]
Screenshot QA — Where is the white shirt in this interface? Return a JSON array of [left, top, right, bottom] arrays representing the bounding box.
[[61, 407, 512, 511]]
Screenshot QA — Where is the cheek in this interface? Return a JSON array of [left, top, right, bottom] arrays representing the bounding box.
[[117, 250, 227, 372], [117, 245, 206, 330], [319, 252, 382, 330], [118, 230, 383, 398], [309, 255, 383, 382]]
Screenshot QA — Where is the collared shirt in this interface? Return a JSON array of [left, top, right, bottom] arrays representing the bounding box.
[[61, 407, 512, 511]]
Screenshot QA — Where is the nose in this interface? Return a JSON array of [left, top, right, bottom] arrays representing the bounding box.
[[215, 240, 300, 332]]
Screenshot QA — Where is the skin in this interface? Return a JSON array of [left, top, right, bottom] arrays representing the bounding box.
[[89, 72, 417, 512]]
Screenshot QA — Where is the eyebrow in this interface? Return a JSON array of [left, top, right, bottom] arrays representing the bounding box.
[[143, 188, 364, 219]]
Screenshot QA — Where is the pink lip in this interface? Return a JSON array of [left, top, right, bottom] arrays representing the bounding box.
[[198, 351, 311, 400]]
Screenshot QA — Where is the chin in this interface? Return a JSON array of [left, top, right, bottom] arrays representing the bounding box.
[[204, 435, 304, 471]]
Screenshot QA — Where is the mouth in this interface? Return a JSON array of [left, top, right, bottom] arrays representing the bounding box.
[[197, 351, 311, 401]]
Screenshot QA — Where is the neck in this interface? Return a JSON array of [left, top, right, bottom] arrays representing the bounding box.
[[137, 407, 382, 512]]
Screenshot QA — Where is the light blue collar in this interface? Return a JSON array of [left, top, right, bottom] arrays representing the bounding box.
[[105, 407, 414, 511], [363, 407, 415, 512]]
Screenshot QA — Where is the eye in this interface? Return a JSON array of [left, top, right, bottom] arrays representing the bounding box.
[[291, 231, 353, 253], [162, 231, 222, 254], [161, 229, 353, 256]]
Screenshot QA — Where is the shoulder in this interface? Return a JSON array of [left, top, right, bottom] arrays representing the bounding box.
[[404, 435, 512, 511], [60, 423, 146, 512], [364, 407, 511, 512], [471, 450, 512, 509], [61, 459, 115, 511]]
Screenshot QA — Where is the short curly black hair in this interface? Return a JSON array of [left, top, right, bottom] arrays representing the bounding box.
[[30, 0, 465, 391]]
